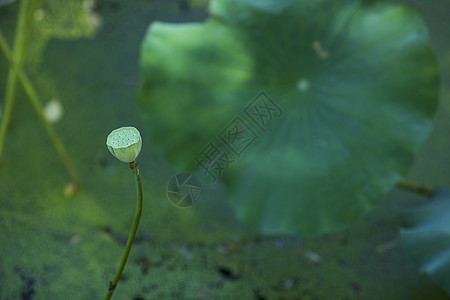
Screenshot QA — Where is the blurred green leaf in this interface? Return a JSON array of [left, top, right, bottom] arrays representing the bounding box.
[[401, 189, 450, 295], [0, 0, 15, 8], [139, 20, 253, 165], [139, 0, 440, 236]]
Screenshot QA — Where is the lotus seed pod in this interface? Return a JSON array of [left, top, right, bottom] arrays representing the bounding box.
[[106, 127, 142, 163]]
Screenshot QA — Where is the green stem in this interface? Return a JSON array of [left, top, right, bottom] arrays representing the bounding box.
[[0, 0, 30, 162], [0, 30, 81, 189], [104, 164, 143, 300], [396, 179, 434, 197]]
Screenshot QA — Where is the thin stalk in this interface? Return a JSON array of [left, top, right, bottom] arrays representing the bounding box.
[[0, 0, 30, 161], [104, 164, 143, 300], [396, 179, 434, 197], [22, 0, 39, 49], [0, 30, 81, 189]]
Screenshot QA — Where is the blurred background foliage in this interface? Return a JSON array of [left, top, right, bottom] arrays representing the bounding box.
[[0, 0, 449, 299], [401, 189, 450, 294], [139, 0, 439, 237]]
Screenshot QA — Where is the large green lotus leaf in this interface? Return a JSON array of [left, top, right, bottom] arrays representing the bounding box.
[[139, 20, 254, 166], [139, 0, 440, 236], [401, 189, 450, 295]]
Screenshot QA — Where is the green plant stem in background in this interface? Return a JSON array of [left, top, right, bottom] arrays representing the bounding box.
[[396, 179, 434, 197], [104, 164, 143, 300], [0, 0, 30, 162], [0, 30, 81, 189]]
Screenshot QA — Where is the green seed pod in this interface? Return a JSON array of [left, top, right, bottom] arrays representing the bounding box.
[[106, 127, 142, 163]]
